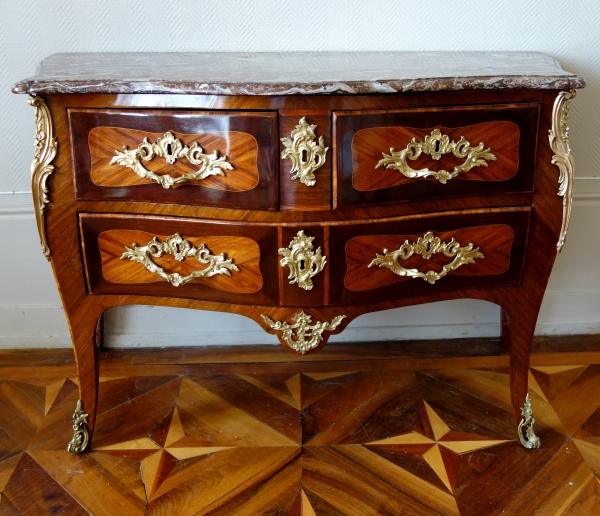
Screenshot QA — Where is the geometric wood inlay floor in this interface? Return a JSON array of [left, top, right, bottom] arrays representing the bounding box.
[[2, 342, 600, 514]]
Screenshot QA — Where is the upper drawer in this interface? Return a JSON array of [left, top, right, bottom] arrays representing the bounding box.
[[334, 103, 539, 208], [69, 109, 278, 210]]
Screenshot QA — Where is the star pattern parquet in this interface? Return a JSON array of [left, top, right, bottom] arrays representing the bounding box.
[[2, 355, 600, 515]]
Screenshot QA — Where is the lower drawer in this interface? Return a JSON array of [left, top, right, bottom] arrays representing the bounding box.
[[328, 207, 531, 305], [80, 208, 530, 308], [79, 214, 279, 305]]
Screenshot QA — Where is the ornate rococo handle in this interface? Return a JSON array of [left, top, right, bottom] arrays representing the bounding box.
[[111, 131, 234, 189], [278, 230, 326, 290], [120, 233, 239, 287], [368, 231, 484, 285], [29, 96, 57, 260], [549, 90, 576, 252], [281, 117, 328, 186], [261, 311, 346, 354], [375, 128, 496, 184]]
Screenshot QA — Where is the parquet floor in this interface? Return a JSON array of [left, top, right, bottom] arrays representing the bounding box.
[[2, 338, 600, 515]]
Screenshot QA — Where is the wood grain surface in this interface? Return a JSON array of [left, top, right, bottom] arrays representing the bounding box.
[[2, 342, 600, 515], [68, 108, 278, 210], [329, 207, 530, 305], [352, 121, 520, 191], [334, 102, 539, 208], [38, 88, 564, 447], [89, 126, 260, 191], [98, 230, 263, 293], [80, 213, 279, 306], [345, 224, 515, 291]]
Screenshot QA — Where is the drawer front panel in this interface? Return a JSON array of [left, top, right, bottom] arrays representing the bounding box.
[[80, 214, 279, 305], [328, 208, 530, 305], [334, 104, 539, 208], [99, 230, 262, 293], [70, 109, 278, 210]]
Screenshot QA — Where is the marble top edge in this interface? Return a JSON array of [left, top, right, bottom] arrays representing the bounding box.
[[13, 51, 586, 95]]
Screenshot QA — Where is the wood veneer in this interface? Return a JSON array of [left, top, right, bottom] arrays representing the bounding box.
[[98, 230, 263, 293], [334, 103, 539, 208], [345, 223, 515, 292], [69, 108, 278, 210], [89, 127, 260, 191], [329, 207, 530, 305], [352, 121, 520, 191], [16, 76, 577, 452], [3, 339, 600, 515], [80, 213, 278, 306]]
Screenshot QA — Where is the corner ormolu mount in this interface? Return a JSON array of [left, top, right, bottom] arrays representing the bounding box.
[[29, 96, 57, 260], [67, 400, 89, 453], [518, 393, 540, 450]]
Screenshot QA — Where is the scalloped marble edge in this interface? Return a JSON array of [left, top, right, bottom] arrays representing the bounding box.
[[12, 52, 585, 96], [13, 75, 585, 96]]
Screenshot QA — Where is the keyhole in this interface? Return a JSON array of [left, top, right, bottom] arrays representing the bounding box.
[[299, 259, 306, 271], [434, 140, 440, 153], [301, 149, 308, 163], [167, 143, 172, 155]]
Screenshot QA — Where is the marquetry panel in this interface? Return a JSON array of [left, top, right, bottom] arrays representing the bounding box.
[[89, 127, 260, 191], [328, 207, 530, 305], [334, 103, 539, 208], [4, 346, 600, 516], [345, 224, 514, 292], [69, 109, 278, 210], [80, 213, 279, 306], [98, 229, 262, 293], [352, 121, 519, 191]]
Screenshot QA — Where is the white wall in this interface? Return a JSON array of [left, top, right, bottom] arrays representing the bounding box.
[[1, 0, 599, 348]]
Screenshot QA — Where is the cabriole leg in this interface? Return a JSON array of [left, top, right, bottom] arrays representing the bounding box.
[[65, 306, 102, 453], [503, 306, 540, 449]]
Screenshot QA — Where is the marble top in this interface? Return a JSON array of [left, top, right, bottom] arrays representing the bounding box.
[[13, 52, 585, 95]]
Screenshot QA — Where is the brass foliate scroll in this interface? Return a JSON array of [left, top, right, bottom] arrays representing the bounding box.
[[262, 311, 346, 354], [29, 96, 57, 260], [278, 230, 326, 290], [518, 394, 540, 449], [281, 118, 328, 186], [111, 131, 234, 188], [67, 400, 89, 453], [376, 128, 496, 184], [549, 90, 576, 252], [121, 233, 239, 287], [368, 231, 484, 285]]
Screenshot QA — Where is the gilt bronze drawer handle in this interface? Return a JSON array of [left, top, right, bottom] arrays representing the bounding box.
[[121, 233, 239, 287], [111, 131, 234, 189], [375, 128, 496, 184], [368, 231, 484, 285], [279, 230, 326, 290], [262, 311, 346, 354], [281, 117, 328, 186]]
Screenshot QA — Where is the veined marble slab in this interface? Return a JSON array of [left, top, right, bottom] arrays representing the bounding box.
[[13, 51, 585, 95]]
